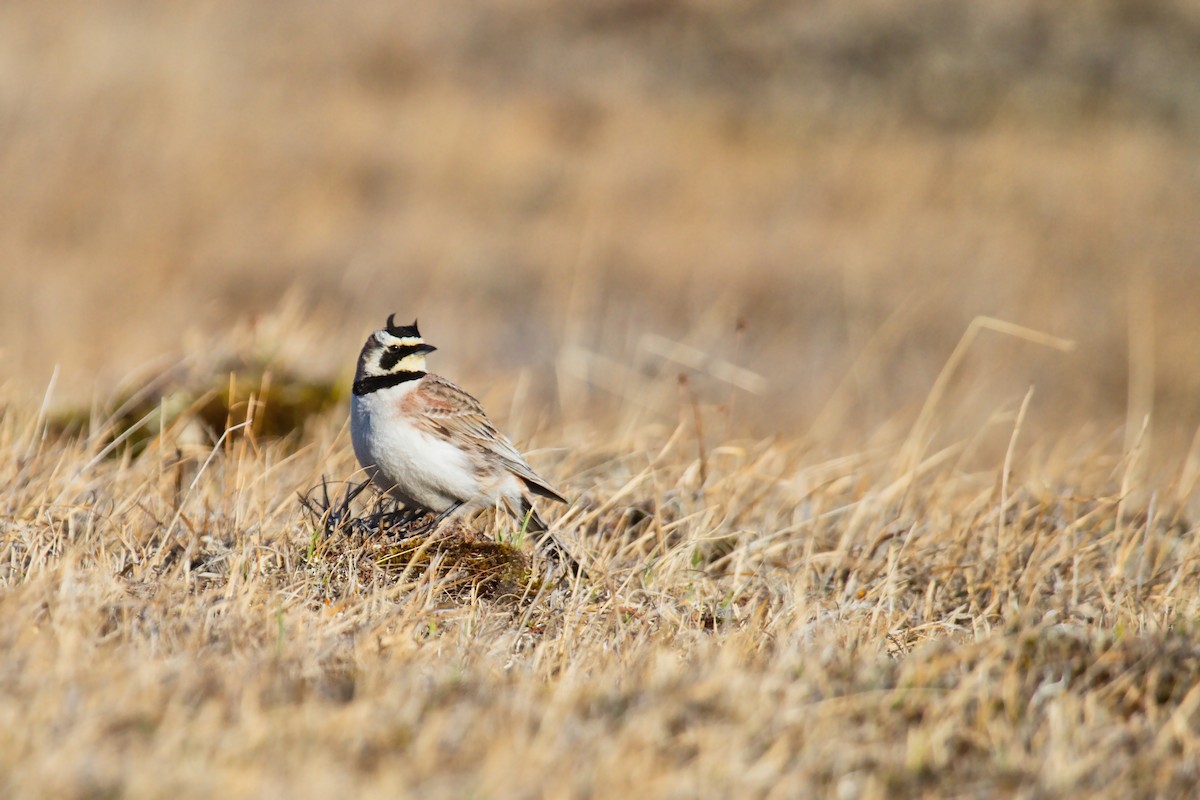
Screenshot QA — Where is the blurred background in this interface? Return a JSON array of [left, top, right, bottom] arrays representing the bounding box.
[[2, 0, 1199, 460]]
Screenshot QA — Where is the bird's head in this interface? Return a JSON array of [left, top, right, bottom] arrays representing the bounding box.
[[354, 315, 436, 390]]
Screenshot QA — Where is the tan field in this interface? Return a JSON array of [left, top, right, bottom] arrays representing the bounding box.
[[3, 2, 1200, 797]]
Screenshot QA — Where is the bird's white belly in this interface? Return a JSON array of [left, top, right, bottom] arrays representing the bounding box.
[[350, 391, 480, 511]]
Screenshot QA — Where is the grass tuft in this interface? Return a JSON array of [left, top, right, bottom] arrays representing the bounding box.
[[298, 478, 543, 604]]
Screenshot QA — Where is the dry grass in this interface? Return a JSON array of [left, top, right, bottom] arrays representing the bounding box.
[[5, 1, 1200, 797], [4, 312, 1200, 798]]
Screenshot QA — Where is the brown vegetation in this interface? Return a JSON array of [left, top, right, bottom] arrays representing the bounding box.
[[3, 1, 1200, 797]]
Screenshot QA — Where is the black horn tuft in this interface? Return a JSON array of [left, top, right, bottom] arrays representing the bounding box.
[[384, 314, 422, 339]]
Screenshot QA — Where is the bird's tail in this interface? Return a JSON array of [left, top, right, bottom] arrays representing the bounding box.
[[514, 497, 581, 577], [517, 497, 551, 534]]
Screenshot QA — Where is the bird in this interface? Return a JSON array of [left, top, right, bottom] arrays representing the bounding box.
[[349, 314, 575, 569]]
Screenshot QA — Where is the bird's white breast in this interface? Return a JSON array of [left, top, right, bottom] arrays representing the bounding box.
[[350, 383, 481, 511]]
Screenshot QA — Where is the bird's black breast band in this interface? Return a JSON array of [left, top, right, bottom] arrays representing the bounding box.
[[352, 371, 426, 396]]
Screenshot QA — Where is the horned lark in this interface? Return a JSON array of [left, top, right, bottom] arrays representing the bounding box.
[[350, 315, 574, 566]]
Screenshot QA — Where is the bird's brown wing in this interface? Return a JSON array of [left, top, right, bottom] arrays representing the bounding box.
[[409, 374, 567, 504]]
